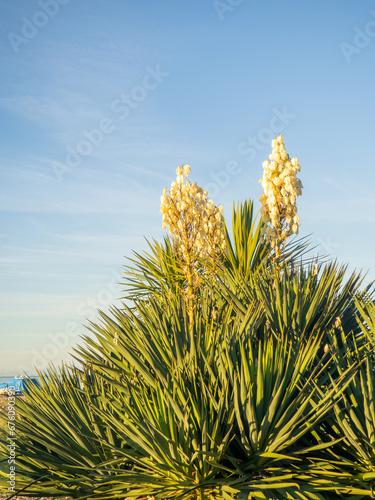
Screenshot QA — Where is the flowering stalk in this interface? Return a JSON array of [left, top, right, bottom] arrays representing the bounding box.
[[160, 164, 226, 313], [259, 135, 302, 260]]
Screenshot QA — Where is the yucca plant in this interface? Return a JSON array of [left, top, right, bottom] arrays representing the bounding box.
[[1, 280, 363, 500], [2, 142, 375, 500], [2, 214, 372, 499]]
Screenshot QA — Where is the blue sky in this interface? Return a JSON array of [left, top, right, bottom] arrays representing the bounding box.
[[1, 0, 375, 375]]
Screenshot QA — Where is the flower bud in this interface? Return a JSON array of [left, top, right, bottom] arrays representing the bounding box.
[[183, 164, 191, 176]]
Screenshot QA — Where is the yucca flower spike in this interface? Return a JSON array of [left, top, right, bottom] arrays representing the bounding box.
[[259, 135, 302, 255]]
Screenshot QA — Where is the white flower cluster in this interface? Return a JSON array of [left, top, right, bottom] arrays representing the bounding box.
[[160, 165, 226, 265], [259, 135, 302, 249]]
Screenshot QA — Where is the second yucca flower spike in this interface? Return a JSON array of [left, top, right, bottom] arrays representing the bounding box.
[[259, 134, 303, 257]]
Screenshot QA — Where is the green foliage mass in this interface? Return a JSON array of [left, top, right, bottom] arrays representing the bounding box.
[[1, 200, 375, 499]]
